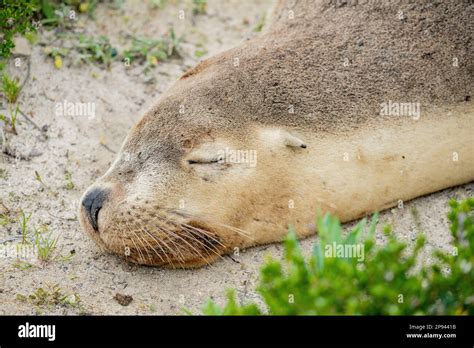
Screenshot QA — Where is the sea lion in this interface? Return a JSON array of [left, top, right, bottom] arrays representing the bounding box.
[[79, 0, 474, 267]]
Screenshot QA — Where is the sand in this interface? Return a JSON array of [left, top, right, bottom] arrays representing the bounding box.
[[0, 0, 472, 315]]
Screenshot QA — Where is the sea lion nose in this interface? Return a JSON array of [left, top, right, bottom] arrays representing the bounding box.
[[81, 188, 108, 232]]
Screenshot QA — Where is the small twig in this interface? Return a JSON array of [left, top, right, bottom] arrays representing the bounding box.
[[227, 255, 241, 264], [100, 143, 117, 154], [17, 109, 41, 132], [0, 236, 21, 244]]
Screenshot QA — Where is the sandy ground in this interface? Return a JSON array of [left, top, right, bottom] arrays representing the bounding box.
[[0, 0, 472, 315]]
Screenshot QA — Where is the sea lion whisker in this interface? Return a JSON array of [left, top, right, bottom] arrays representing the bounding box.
[[134, 233, 155, 264], [150, 222, 213, 266], [180, 225, 226, 261], [130, 216, 179, 266], [211, 222, 253, 239], [162, 229, 213, 266], [130, 218, 166, 264], [180, 222, 227, 249], [123, 220, 155, 263], [149, 224, 189, 267], [169, 209, 253, 240], [114, 226, 131, 262], [156, 235, 186, 269], [145, 214, 201, 265], [180, 223, 227, 252], [134, 228, 169, 264], [123, 220, 148, 263]]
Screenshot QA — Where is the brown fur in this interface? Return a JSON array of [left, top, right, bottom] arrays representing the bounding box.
[[79, 0, 474, 267]]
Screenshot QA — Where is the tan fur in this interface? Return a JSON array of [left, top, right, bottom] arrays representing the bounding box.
[[79, 0, 474, 267]]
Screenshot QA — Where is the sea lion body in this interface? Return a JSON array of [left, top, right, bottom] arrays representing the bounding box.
[[79, 0, 474, 267]]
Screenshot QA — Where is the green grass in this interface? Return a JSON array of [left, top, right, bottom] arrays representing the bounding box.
[[34, 170, 46, 186], [64, 170, 75, 190], [202, 198, 474, 315], [194, 44, 208, 58], [253, 14, 266, 32], [1, 73, 21, 103], [34, 229, 58, 262], [13, 209, 59, 262], [0, 105, 20, 134], [18, 210, 32, 245]]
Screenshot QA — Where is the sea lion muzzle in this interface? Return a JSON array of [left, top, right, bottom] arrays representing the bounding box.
[[81, 187, 109, 233]]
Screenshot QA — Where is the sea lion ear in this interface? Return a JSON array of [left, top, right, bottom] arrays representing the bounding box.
[[259, 128, 307, 149], [282, 131, 307, 149]]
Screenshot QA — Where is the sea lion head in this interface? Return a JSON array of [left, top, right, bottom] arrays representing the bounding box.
[[79, 56, 308, 268]]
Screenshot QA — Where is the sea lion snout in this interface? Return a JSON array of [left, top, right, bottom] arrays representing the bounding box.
[[81, 187, 109, 232], [79, 181, 124, 237]]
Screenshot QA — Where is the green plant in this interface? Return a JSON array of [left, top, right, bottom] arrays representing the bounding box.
[[43, 33, 117, 68], [0, 213, 11, 225], [74, 34, 117, 67], [59, 249, 76, 262], [76, 0, 99, 17], [1, 73, 21, 103], [43, 45, 68, 69], [24, 30, 38, 44], [38, 0, 98, 26], [64, 170, 74, 190], [253, 14, 266, 32], [34, 229, 58, 262], [150, 0, 167, 10], [194, 43, 207, 58], [0, 104, 19, 134], [0, 0, 37, 58], [9, 104, 18, 132], [39, 2, 73, 28], [0, 105, 18, 133], [12, 260, 33, 270], [34, 170, 47, 190], [17, 284, 81, 309], [123, 28, 181, 70], [192, 0, 207, 15], [202, 198, 474, 315], [18, 210, 32, 244], [0, 168, 8, 179]]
